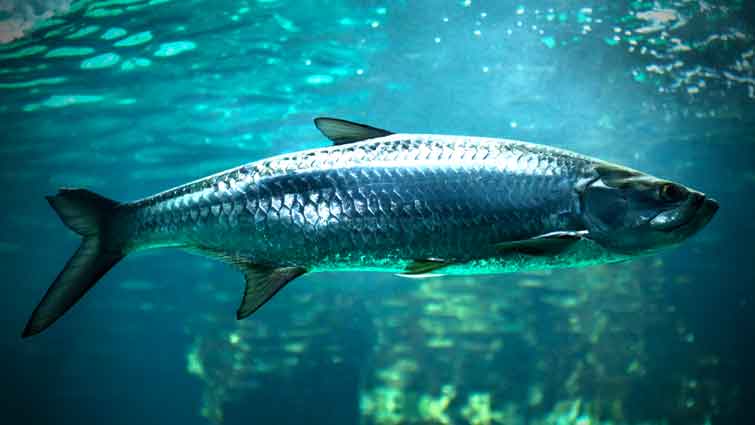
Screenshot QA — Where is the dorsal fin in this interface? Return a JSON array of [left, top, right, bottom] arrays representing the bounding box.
[[314, 117, 393, 145]]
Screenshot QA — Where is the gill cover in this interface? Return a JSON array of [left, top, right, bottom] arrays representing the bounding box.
[[580, 164, 715, 254]]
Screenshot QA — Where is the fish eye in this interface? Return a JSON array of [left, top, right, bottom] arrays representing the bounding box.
[[659, 183, 688, 202]]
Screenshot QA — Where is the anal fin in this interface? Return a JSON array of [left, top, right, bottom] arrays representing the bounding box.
[[236, 263, 307, 319]]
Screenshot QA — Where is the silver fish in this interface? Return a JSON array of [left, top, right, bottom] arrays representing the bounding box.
[[22, 117, 718, 337]]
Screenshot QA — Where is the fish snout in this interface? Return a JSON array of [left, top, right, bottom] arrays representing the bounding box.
[[702, 197, 719, 215], [689, 190, 718, 219], [676, 190, 718, 233]]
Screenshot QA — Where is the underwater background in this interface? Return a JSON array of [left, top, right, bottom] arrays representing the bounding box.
[[0, 0, 753, 424]]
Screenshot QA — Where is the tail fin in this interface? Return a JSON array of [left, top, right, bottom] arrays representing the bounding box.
[[22, 189, 125, 338]]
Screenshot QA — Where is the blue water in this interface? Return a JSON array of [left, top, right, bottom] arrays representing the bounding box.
[[1, 1, 753, 424]]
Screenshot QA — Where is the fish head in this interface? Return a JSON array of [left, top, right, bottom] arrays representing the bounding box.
[[580, 164, 718, 254]]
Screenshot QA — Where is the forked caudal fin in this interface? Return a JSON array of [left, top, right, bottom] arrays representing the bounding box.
[[22, 189, 124, 338]]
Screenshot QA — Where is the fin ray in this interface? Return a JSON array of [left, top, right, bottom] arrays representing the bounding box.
[[46, 188, 118, 236], [236, 263, 306, 319], [23, 189, 124, 338]]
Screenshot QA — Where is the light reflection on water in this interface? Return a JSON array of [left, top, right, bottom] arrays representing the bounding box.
[[0, 1, 752, 425]]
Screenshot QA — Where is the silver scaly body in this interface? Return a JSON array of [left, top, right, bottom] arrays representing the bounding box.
[[25, 117, 716, 337], [117, 134, 623, 274]]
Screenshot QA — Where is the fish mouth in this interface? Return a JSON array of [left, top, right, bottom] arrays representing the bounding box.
[[650, 192, 719, 232], [694, 197, 719, 228]]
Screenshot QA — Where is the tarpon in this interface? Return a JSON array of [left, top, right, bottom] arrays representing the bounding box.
[[22, 118, 718, 337]]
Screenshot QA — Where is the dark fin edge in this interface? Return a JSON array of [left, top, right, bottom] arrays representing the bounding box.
[[22, 189, 123, 338], [314, 117, 393, 145], [236, 263, 307, 320]]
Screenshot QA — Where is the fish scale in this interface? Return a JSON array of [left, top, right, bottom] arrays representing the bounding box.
[[118, 134, 593, 269], [22, 117, 718, 337]]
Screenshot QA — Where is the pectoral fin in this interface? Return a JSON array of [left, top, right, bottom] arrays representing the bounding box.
[[399, 258, 453, 276], [236, 263, 307, 319], [495, 231, 587, 256]]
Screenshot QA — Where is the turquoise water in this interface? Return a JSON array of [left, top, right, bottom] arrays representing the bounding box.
[[1, 1, 753, 424]]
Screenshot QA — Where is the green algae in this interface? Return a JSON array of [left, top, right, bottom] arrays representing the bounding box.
[[418, 386, 455, 424], [460, 393, 507, 425], [186, 345, 204, 377]]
